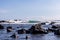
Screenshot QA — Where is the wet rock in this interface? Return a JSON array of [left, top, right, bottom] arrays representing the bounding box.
[[48, 25, 59, 32], [10, 33, 18, 38], [0, 24, 4, 29], [54, 29, 60, 35], [41, 23, 46, 25], [49, 22, 55, 25], [26, 35, 29, 39], [0, 20, 6, 23], [26, 30, 30, 34], [52, 25, 58, 28], [29, 23, 48, 34], [17, 29, 26, 34], [7, 26, 12, 32]]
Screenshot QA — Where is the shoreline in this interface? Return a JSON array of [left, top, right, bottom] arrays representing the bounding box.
[[0, 23, 38, 24]]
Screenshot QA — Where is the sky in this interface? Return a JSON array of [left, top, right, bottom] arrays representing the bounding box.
[[0, 0, 60, 21]]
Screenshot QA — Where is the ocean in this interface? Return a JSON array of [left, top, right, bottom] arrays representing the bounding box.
[[0, 24, 60, 40]]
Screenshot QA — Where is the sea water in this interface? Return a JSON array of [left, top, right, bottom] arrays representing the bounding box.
[[0, 24, 60, 40]]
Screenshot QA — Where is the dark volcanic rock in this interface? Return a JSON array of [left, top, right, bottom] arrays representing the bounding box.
[[7, 26, 12, 32], [10, 33, 18, 38], [0, 24, 4, 29], [17, 23, 48, 34], [54, 29, 60, 35], [26, 30, 30, 34], [17, 29, 26, 34], [41, 23, 46, 25], [0, 20, 6, 23], [49, 22, 55, 25], [29, 23, 48, 34], [48, 25, 60, 32], [52, 25, 58, 28]]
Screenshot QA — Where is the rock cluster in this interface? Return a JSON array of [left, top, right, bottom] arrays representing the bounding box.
[[48, 24, 60, 35], [29, 23, 48, 34], [17, 23, 48, 34]]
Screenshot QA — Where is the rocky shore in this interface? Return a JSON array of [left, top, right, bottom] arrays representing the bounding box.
[[0, 22, 60, 38], [0, 23, 48, 34]]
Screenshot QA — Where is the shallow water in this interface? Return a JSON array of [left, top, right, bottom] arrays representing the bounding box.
[[0, 24, 60, 40], [0, 32, 60, 40]]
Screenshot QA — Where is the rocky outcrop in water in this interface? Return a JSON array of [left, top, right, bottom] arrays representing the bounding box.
[[17, 23, 48, 34], [48, 25, 57, 32], [48, 24, 60, 35], [41, 23, 46, 25], [17, 28, 30, 34], [0, 24, 4, 29], [17, 29, 26, 34], [48, 25, 60, 32], [7, 26, 12, 32], [10, 33, 18, 38], [49, 22, 55, 25], [54, 29, 60, 35], [29, 23, 48, 34]]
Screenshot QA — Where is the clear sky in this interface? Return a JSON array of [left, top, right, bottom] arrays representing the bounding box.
[[0, 0, 60, 20]]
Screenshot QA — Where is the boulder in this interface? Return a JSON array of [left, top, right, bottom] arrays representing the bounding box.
[[7, 26, 12, 32], [0, 24, 4, 29], [54, 29, 60, 35], [48, 25, 60, 32], [17, 29, 26, 34], [10, 33, 18, 38], [49, 22, 55, 25], [26, 30, 30, 34], [29, 23, 48, 34], [52, 25, 58, 28], [41, 23, 46, 25]]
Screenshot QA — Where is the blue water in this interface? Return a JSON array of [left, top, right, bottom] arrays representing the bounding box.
[[0, 24, 60, 40]]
